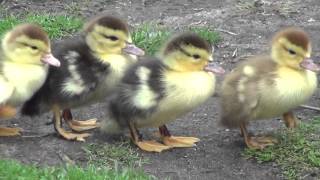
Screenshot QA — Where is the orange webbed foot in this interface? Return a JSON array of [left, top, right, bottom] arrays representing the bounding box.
[[66, 119, 99, 132], [135, 140, 171, 152], [0, 127, 22, 136], [162, 136, 200, 147], [245, 136, 278, 150], [62, 109, 99, 132]]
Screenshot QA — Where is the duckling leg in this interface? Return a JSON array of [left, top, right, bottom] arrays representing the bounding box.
[[0, 105, 21, 136], [128, 121, 170, 153], [283, 111, 298, 128], [160, 125, 200, 148], [62, 109, 99, 132], [0, 127, 21, 136], [0, 105, 17, 119], [52, 105, 90, 142], [240, 123, 277, 150]]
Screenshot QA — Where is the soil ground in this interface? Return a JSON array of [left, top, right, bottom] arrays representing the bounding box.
[[1, 0, 320, 179]]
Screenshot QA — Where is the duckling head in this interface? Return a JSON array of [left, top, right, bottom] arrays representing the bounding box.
[[84, 15, 144, 57], [160, 33, 224, 74], [271, 27, 320, 72], [1, 23, 60, 67]]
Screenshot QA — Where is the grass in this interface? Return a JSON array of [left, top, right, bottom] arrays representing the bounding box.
[[243, 118, 320, 180], [82, 140, 148, 170], [0, 15, 220, 55], [0, 14, 83, 39], [273, 1, 297, 17], [236, 0, 260, 11], [0, 140, 153, 180], [0, 159, 151, 180], [132, 23, 221, 55], [132, 23, 171, 55], [189, 26, 221, 45], [0, 140, 152, 180]]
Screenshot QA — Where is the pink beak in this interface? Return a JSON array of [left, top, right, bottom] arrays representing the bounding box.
[[300, 58, 320, 72], [204, 62, 225, 75], [122, 43, 145, 56], [41, 53, 61, 67]]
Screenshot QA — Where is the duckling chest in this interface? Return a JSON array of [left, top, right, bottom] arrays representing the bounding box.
[[92, 55, 134, 100], [136, 72, 216, 127], [2, 62, 48, 106], [257, 69, 317, 118]]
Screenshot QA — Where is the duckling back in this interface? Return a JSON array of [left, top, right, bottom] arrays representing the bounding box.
[[220, 56, 317, 128], [21, 37, 109, 116], [220, 57, 277, 127]]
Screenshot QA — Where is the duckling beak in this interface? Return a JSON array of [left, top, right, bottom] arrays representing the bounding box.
[[122, 42, 145, 56], [204, 62, 225, 75], [300, 58, 320, 72], [41, 53, 61, 67]]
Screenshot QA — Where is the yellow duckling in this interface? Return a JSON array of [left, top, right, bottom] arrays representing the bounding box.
[[21, 15, 144, 141], [220, 27, 319, 149], [0, 23, 60, 136], [101, 33, 224, 152]]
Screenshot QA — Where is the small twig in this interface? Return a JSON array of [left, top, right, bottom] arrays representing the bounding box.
[[215, 28, 238, 36], [21, 133, 54, 138], [237, 54, 255, 60], [57, 151, 76, 165], [299, 105, 320, 111], [189, 20, 203, 26], [232, 48, 238, 58], [301, 173, 311, 179]]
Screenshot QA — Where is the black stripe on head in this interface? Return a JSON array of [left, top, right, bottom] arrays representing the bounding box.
[[84, 15, 129, 35], [273, 27, 310, 51], [8, 23, 49, 45], [163, 33, 211, 55]]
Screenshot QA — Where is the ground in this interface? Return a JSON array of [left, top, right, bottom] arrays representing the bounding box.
[[1, 0, 320, 179]]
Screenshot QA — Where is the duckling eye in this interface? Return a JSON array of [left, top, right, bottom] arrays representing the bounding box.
[[109, 36, 119, 41], [288, 49, 296, 55], [102, 34, 119, 41], [193, 54, 200, 59], [30, 46, 38, 50]]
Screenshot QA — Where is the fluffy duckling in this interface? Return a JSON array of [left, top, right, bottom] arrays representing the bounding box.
[[101, 33, 225, 152], [21, 15, 144, 141], [220, 27, 319, 149], [0, 23, 60, 136]]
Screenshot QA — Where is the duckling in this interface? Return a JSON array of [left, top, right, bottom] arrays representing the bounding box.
[[21, 15, 144, 141], [0, 23, 60, 136], [101, 33, 225, 152], [220, 27, 319, 149]]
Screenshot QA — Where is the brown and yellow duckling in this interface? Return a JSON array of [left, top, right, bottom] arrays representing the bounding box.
[[101, 33, 224, 152], [0, 23, 60, 136], [21, 15, 144, 141], [220, 27, 319, 149]]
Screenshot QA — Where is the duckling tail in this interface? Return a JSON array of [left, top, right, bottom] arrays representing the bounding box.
[[100, 99, 124, 134], [100, 116, 122, 134], [21, 92, 49, 116]]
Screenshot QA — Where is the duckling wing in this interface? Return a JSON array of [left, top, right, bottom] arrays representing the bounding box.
[[21, 38, 110, 116], [109, 57, 166, 126], [0, 76, 14, 104], [48, 38, 110, 103], [220, 56, 277, 128]]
